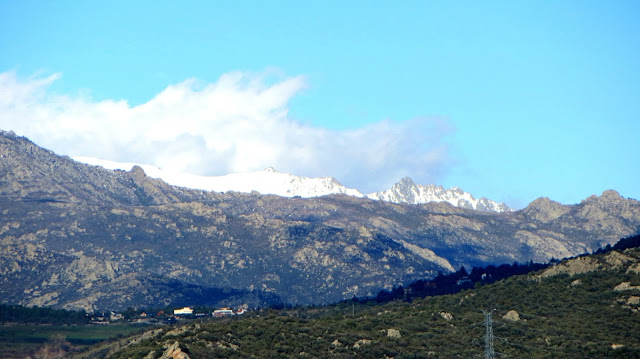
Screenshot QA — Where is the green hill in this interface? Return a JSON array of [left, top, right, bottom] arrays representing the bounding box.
[[98, 247, 640, 358]]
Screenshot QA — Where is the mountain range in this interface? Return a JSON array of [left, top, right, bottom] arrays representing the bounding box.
[[73, 156, 511, 212], [1, 130, 639, 312]]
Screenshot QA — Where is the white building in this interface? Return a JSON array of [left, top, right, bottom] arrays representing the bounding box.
[[174, 307, 194, 315], [213, 308, 234, 317]]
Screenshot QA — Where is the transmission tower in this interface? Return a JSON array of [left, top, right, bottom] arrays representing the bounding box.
[[483, 311, 495, 359]]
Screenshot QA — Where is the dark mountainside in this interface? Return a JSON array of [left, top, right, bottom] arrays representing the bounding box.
[[1, 130, 639, 311]]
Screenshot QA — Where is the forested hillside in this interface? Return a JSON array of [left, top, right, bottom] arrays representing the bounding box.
[[102, 247, 640, 358]]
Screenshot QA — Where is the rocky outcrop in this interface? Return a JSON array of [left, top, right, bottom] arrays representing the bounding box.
[[353, 339, 372, 348], [386, 329, 402, 338], [521, 197, 570, 223], [502, 310, 521, 321], [1, 131, 640, 311], [159, 341, 191, 359], [537, 250, 639, 279], [613, 282, 640, 292]]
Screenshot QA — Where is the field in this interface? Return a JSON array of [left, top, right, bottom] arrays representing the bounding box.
[[0, 323, 148, 358]]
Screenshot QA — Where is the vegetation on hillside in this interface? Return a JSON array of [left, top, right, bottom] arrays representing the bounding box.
[[0, 324, 145, 359], [0, 304, 89, 325], [104, 247, 640, 358], [369, 234, 640, 304]]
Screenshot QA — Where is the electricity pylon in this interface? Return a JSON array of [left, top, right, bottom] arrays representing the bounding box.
[[483, 311, 495, 359]]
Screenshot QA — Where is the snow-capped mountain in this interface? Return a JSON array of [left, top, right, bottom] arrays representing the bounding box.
[[73, 157, 509, 212], [366, 177, 511, 212], [72, 157, 363, 198]]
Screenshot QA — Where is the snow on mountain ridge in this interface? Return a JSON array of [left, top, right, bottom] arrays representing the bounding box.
[[366, 177, 511, 212], [72, 157, 363, 198], [72, 156, 509, 212]]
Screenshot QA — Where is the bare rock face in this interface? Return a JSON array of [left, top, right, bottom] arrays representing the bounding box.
[[538, 250, 639, 280], [386, 329, 402, 338], [353, 339, 372, 348], [128, 165, 182, 205], [538, 256, 601, 278], [613, 282, 640, 292], [160, 341, 191, 359], [502, 310, 521, 321], [522, 197, 570, 223]]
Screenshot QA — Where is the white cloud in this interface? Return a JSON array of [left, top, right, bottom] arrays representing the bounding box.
[[0, 70, 454, 193]]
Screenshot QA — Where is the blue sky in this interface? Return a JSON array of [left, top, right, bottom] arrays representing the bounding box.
[[1, 1, 639, 208]]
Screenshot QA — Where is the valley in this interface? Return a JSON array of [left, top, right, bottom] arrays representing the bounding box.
[[85, 245, 640, 358]]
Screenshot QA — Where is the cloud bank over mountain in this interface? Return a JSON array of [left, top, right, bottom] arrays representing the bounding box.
[[0, 70, 454, 193]]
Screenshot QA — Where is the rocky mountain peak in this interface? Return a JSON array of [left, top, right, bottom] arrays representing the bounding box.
[[0, 132, 193, 206], [396, 177, 417, 188], [582, 190, 625, 205], [0, 129, 17, 138], [367, 178, 510, 212], [598, 190, 625, 205], [601, 189, 622, 198], [526, 197, 561, 209], [325, 176, 344, 186], [577, 190, 640, 228], [522, 197, 570, 223], [129, 165, 147, 178]]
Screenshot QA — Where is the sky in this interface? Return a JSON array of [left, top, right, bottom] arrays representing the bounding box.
[[1, 1, 639, 208]]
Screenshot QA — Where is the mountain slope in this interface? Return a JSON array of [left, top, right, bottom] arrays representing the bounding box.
[[1, 130, 639, 311], [101, 247, 640, 359]]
